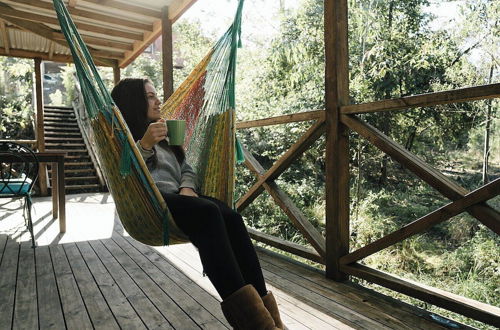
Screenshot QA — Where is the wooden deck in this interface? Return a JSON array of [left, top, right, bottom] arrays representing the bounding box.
[[0, 193, 472, 329]]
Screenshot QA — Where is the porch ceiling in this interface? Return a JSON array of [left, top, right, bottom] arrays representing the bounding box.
[[0, 0, 198, 67]]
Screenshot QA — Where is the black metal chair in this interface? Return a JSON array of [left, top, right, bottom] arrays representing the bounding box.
[[0, 141, 39, 247]]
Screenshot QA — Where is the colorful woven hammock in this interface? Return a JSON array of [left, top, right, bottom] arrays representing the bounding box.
[[53, 0, 244, 246]]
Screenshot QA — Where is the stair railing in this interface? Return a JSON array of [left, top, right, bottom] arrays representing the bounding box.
[[72, 79, 107, 191]]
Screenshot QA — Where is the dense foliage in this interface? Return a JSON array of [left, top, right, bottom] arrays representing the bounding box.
[[0, 57, 34, 140]]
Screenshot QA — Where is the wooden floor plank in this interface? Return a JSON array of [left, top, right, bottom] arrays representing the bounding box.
[[114, 236, 229, 329], [127, 238, 231, 329], [275, 292, 348, 330], [164, 243, 315, 329], [0, 234, 7, 262], [75, 241, 147, 330], [261, 263, 385, 329], [87, 239, 173, 330], [13, 242, 38, 329], [0, 193, 482, 329], [63, 243, 120, 329], [260, 256, 414, 329], [35, 246, 66, 329], [103, 236, 200, 329], [49, 244, 93, 330], [257, 250, 456, 330], [0, 236, 19, 328]]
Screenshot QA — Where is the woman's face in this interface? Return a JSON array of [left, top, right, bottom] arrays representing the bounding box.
[[144, 82, 161, 121]]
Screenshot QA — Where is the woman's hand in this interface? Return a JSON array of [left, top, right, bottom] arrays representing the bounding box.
[[179, 187, 198, 197], [140, 118, 167, 150]]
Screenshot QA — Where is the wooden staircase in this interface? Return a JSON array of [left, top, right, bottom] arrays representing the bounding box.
[[43, 105, 102, 194]]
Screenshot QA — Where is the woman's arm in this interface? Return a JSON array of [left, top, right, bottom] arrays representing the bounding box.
[[179, 161, 198, 197]]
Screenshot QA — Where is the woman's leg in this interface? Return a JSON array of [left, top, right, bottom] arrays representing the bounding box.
[[200, 196, 268, 297], [163, 193, 245, 299]]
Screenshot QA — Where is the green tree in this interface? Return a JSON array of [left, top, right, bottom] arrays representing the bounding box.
[[0, 57, 34, 139]]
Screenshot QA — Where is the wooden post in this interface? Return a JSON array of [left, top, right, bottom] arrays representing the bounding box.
[[34, 58, 48, 196], [161, 6, 174, 101], [324, 0, 350, 281], [113, 61, 121, 86]]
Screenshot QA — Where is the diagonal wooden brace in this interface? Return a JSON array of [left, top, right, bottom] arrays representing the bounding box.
[[341, 178, 500, 265], [242, 147, 326, 259], [342, 114, 500, 235], [236, 119, 326, 212]]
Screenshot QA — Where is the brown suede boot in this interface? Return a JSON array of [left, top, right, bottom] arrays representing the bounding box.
[[262, 292, 285, 329], [221, 285, 278, 330]]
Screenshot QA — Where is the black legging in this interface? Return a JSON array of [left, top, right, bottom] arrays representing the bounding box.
[[163, 193, 267, 299]]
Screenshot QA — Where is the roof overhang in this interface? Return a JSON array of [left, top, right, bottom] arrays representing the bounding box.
[[0, 0, 198, 67]]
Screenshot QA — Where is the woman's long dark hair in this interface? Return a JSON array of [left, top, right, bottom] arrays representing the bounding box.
[[111, 78, 185, 164]]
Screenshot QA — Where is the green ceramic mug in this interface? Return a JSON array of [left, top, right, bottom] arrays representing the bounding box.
[[166, 120, 186, 146]]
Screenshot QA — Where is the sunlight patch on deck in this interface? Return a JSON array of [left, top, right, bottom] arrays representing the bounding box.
[[0, 193, 117, 245]]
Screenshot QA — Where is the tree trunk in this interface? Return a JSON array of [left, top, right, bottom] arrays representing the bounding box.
[[482, 63, 494, 184]]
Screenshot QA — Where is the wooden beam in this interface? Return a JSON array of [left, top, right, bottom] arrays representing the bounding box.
[[48, 41, 55, 60], [236, 110, 325, 129], [341, 83, 500, 115], [34, 58, 48, 196], [0, 19, 10, 54], [120, 21, 161, 68], [0, 5, 143, 41], [340, 178, 500, 265], [66, 7, 152, 31], [0, 139, 37, 146], [52, 32, 133, 51], [324, 0, 350, 281], [119, 0, 198, 68], [0, 10, 115, 66], [342, 263, 500, 327], [82, 0, 161, 19], [162, 6, 174, 100], [167, 0, 199, 23], [236, 120, 326, 212], [68, 0, 78, 7], [113, 62, 120, 86], [243, 147, 327, 258], [0, 47, 73, 64], [342, 114, 500, 234], [11, 0, 153, 31], [247, 228, 324, 264]]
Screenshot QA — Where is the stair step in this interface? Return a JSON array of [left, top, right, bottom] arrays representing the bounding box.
[[65, 162, 93, 166], [45, 126, 80, 131], [65, 184, 100, 190], [45, 137, 83, 141], [45, 149, 88, 154], [44, 117, 77, 125], [62, 155, 90, 160], [44, 109, 75, 113], [44, 105, 73, 109], [45, 143, 86, 147], [45, 132, 82, 137], [44, 121, 78, 127], [64, 168, 95, 174], [65, 176, 98, 181], [44, 112, 76, 117]]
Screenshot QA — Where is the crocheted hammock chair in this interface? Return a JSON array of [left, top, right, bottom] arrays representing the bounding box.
[[53, 0, 245, 246]]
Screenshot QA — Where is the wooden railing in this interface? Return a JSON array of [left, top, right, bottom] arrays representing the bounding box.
[[233, 1, 500, 327], [72, 82, 107, 190], [236, 96, 499, 327]]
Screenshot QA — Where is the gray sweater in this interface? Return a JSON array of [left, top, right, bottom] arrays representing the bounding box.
[[137, 141, 197, 194]]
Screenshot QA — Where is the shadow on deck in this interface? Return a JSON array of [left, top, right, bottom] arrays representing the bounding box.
[[0, 193, 472, 329]]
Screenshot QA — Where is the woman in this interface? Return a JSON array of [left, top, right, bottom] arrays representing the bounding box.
[[111, 78, 284, 330]]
